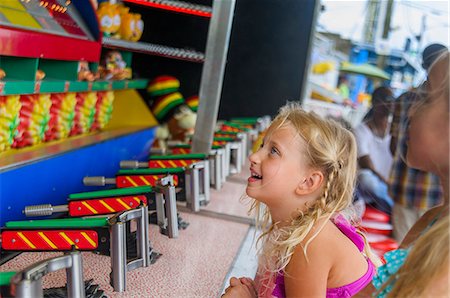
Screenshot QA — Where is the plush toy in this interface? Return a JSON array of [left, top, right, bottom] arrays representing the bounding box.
[[185, 95, 199, 112], [147, 75, 180, 97], [98, 50, 131, 80], [117, 5, 134, 40], [148, 76, 198, 149], [150, 92, 197, 147], [130, 13, 144, 42], [78, 61, 96, 81], [35, 69, 45, 81], [0, 68, 6, 80], [97, 2, 121, 37]]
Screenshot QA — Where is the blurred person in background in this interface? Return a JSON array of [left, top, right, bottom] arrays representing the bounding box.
[[354, 87, 394, 214], [388, 43, 446, 242]]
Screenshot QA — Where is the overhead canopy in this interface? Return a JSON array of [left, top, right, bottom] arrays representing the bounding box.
[[340, 62, 391, 80]]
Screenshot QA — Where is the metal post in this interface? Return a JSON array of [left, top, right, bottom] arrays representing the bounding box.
[[66, 251, 85, 298], [110, 204, 151, 292], [209, 153, 216, 186], [138, 205, 150, 267], [111, 221, 126, 292], [163, 180, 179, 238], [15, 278, 43, 298], [192, 167, 200, 210], [12, 251, 85, 298], [192, 0, 236, 154], [203, 161, 210, 203], [223, 143, 231, 178], [212, 151, 222, 189]]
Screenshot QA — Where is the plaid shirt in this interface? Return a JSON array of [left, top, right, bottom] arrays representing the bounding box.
[[388, 91, 442, 211]]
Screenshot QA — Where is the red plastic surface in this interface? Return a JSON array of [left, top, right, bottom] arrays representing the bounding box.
[[171, 148, 191, 154], [363, 206, 390, 223], [68, 195, 148, 216], [149, 159, 199, 168], [0, 26, 101, 61], [123, 0, 211, 18], [2, 230, 98, 250], [361, 220, 393, 236], [116, 174, 179, 188], [369, 238, 398, 252]]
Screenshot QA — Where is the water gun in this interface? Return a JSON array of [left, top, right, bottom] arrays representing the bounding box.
[[23, 183, 178, 239], [1, 204, 150, 292], [120, 154, 210, 210], [0, 251, 107, 298], [83, 172, 186, 231], [167, 144, 227, 190]]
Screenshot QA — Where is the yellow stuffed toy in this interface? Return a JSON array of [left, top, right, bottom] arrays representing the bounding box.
[[130, 13, 144, 42], [97, 2, 121, 37], [117, 5, 134, 40]]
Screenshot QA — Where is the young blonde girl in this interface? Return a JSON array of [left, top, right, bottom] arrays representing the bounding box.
[[223, 103, 380, 298]]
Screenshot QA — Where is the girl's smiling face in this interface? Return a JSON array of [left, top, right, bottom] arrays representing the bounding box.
[[407, 53, 449, 175], [247, 123, 310, 209]]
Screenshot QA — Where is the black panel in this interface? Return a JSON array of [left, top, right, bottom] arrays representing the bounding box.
[[219, 0, 318, 119], [127, 2, 210, 101]]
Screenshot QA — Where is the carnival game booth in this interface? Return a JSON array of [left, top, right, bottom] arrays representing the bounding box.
[[0, 0, 157, 227], [0, 0, 320, 296]]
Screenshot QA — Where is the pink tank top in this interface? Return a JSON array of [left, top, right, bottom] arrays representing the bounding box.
[[271, 217, 375, 298]]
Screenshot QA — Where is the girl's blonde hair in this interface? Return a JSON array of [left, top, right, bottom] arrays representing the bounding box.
[[384, 215, 449, 297], [251, 102, 380, 278]]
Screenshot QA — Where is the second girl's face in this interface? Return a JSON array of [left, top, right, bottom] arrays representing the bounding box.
[[407, 56, 449, 175], [247, 123, 310, 208]]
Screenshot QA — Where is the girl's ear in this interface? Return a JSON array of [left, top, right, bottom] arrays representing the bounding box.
[[295, 171, 324, 195]]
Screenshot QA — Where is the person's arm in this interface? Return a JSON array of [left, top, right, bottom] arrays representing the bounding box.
[[389, 100, 402, 155], [358, 155, 389, 184], [284, 237, 332, 297], [354, 124, 389, 184], [400, 206, 444, 248]]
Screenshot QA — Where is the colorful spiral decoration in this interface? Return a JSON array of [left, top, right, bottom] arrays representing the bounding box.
[[0, 95, 21, 152], [91, 91, 114, 131], [44, 93, 77, 141], [70, 92, 98, 136], [12, 94, 51, 148]]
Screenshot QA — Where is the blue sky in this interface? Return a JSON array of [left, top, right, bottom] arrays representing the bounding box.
[[318, 0, 449, 52]]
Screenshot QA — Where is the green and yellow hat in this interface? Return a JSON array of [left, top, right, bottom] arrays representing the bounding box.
[[151, 92, 185, 122], [185, 95, 199, 112], [147, 75, 180, 97]]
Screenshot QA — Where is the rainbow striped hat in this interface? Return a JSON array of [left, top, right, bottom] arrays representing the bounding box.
[[147, 75, 180, 97], [151, 92, 185, 122], [185, 95, 199, 112]]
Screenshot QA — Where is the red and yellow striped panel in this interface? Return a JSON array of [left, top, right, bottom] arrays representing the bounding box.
[[116, 174, 179, 188], [221, 125, 241, 133], [148, 159, 200, 168], [171, 148, 191, 154], [212, 140, 227, 146], [1, 230, 98, 251], [214, 134, 234, 138], [68, 195, 147, 216]]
